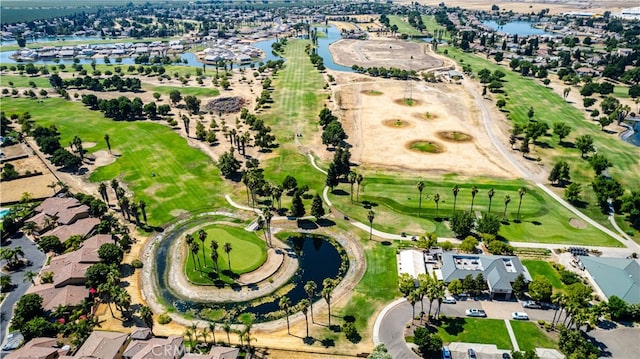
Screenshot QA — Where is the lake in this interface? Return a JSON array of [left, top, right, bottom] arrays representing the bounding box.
[[482, 20, 553, 36]]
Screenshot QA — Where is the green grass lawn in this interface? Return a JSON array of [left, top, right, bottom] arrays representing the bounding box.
[[337, 240, 399, 335], [437, 317, 513, 350], [510, 320, 557, 351], [421, 15, 451, 40], [184, 225, 267, 285], [613, 85, 630, 99], [143, 84, 219, 98], [258, 39, 328, 209], [1, 97, 230, 225], [329, 174, 621, 246], [0, 74, 52, 88], [387, 15, 424, 36], [522, 260, 565, 291]]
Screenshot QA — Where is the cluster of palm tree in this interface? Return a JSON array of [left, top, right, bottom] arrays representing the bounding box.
[[277, 278, 338, 339], [183, 318, 255, 352], [399, 272, 446, 323], [98, 265, 131, 319], [106, 179, 148, 227], [549, 284, 602, 333], [348, 171, 364, 203], [0, 246, 25, 271], [415, 184, 527, 221], [185, 230, 233, 277]]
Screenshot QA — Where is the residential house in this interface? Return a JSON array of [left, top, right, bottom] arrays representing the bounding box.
[[439, 253, 532, 299], [30, 197, 90, 231], [580, 256, 640, 304], [123, 331, 185, 359], [5, 337, 70, 359], [42, 217, 100, 243], [73, 331, 130, 359]]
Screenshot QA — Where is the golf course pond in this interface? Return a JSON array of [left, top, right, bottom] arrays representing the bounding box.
[[150, 214, 349, 323]]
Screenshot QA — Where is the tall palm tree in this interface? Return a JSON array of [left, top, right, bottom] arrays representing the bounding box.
[[417, 181, 425, 217], [22, 221, 37, 237], [299, 299, 311, 338], [110, 179, 120, 200], [417, 273, 431, 319], [263, 210, 273, 247], [272, 185, 283, 210], [98, 182, 109, 204], [348, 171, 356, 203], [208, 321, 217, 345], [198, 229, 207, 267], [210, 243, 219, 275], [191, 242, 200, 269], [432, 275, 446, 320], [517, 187, 526, 220], [223, 322, 232, 345], [356, 174, 364, 201], [23, 270, 37, 284], [224, 242, 232, 273], [200, 327, 209, 345], [408, 290, 419, 323], [47, 181, 57, 195], [104, 134, 111, 154], [185, 234, 195, 264], [470, 186, 478, 212], [304, 281, 317, 323], [130, 201, 140, 226], [434, 193, 440, 218], [322, 278, 336, 327], [279, 296, 291, 335], [487, 188, 495, 213], [139, 200, 147, 224], [367, 210, 375, 240], [503, 194, 511, 220], [452, 185, 460, 213], [139, 305, 154, 333]]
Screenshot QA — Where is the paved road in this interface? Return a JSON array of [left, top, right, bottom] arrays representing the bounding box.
[[0, 234, 46, 349], [374, 298, 420, 359], [589, 326, 640, 359]]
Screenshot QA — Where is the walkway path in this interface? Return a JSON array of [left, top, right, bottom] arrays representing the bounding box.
[[504, 319, 520, 352]]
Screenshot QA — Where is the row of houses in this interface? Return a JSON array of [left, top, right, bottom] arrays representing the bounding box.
[[10, 41, 187, 62], [7, 328, 239, 359]]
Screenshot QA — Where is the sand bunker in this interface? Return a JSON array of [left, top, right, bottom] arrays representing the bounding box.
[[361, 90, 384, 96], [436, 131, 474, 143], [569, 218, 587, 229], [394, 98, 423, 107], [414, 112, 440, 121]]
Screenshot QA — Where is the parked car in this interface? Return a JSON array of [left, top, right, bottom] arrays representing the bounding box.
[[443, 296, 457, 304], [511, 312, 529, 320], [442, 346, 452, 359], [522, 300, 542, 309], [468, 348, 477, 359], [465, 308, 487, 317]]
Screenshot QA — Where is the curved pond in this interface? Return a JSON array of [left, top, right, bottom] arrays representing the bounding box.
[[482, 20, 553, 36], [622, 119, 640, 147], [154, 220, 346, 323], [0, 25, 353, 72]]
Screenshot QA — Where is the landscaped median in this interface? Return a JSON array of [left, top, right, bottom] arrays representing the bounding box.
[[510, 320, 558, 352], [436, 317, 514, 350]]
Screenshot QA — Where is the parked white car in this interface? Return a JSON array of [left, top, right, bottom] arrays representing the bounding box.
[[465, 308, 487, 317], [443, 296, 457, 304], [512, 312, 529, 320]]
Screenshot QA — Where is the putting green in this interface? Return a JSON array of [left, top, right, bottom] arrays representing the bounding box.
[[184, 225, 268, 285]]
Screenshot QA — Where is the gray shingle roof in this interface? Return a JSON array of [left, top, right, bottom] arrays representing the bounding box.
[[441, 253, 532, 292], [580, 256, 640, 304]]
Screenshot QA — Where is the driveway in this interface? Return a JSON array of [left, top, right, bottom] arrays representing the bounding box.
[[0, 233, 46, 350], [589, 326, 640, 359]]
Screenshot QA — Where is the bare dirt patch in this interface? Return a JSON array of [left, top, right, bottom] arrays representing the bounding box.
[[569, 218, 587, 229], [436, 131, 474, 143], [413, 111, 440, 121], [382, 119, 414, 129], [406, 139, 447, 154], [329, 38, 443, 71], [393, 98, 423, 107], [361, 90, 384, 96]]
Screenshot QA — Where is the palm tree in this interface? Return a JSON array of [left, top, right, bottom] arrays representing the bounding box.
[[198, 229, 207, 267], [223, 322, 232, 345], [185, 234, 195, 264], [503, 194, 511, 220], [0, 275, 12, 292], [224, 242, 232, 273], [470, 186, 478, 212], [417, 181, 425, 217], [348, 171, 356, 203], [263, 210, 273, 247], [139, 305, 154, 333], [272, 185, 283, 210], [432, 276, 446, 320], [434, 193, 440, 218], [279, 296, 291, 335], [110, 179, 120, 200], [23, 270, 37, 284], [104, 134, 111, 154], [208, 321, 217, 345], [304, 280, 317, 323], [517, 187, 526, 220], [130, 201, 140, 226], [487, 188, 495, 213], [367, 210, 375, 240], [47, 181, 57, 195], [356, 174, 364, 201], [22, 221, 37, 237], [98, 182, 109, 204], [322, 278, 336, 327], [299, 299, 311, 338], [408, 290, 419, 323], [452, 185, 460, 213], [200, 327, 209, 345], [210, 244, 219, 275], [191, 242, 200, 269]]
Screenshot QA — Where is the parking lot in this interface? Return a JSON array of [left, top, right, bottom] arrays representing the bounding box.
[[439, 297, 556, 323]]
